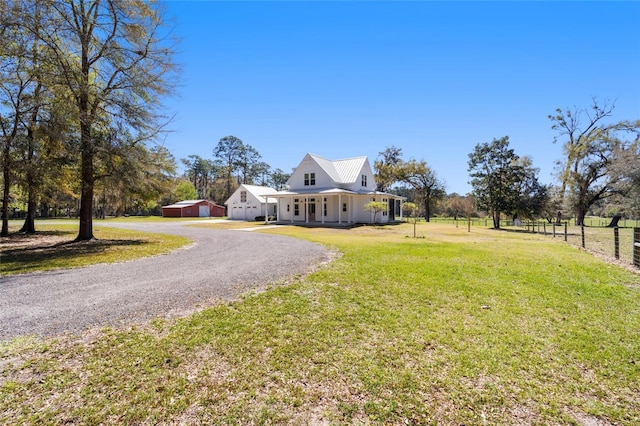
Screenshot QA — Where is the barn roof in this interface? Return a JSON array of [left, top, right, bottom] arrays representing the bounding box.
[[162, 199, 218, 209]]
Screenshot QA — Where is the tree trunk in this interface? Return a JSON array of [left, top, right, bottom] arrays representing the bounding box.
[[20, 112, 39, 235], [1, 123, 16, 237], [555, 210, 562, 226], [575, 205, 587, 226], [76, 118, 95, 240], [77, 153, 95, 240], [607, 214, 622, 227], [19, 193, 37, 234], [423, 198, 431, 222], [493, 210, 501, 229], [1, 161, 9, 237]]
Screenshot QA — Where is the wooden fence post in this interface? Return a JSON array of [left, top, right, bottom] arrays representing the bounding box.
[[634, 228, 640, 268], [564, 222, 568, 242], [581, 225, 585, 249], [614, 227, 619, 259]]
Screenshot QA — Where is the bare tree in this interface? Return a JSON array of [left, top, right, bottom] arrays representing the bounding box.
[[550, 99, 639, 225]]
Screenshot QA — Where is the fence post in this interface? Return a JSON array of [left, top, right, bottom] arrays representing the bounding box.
[[564, 222, 568, 242], [543, 222, 547, 236], [634, 228, 640, 268], [553, 222, 556, 238], [614, 227, 619, 259], [581, 224, 585, 249]]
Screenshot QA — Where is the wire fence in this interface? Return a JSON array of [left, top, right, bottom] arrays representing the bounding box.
[[535, 223, 636, 266], [427, 217, 640, 269]]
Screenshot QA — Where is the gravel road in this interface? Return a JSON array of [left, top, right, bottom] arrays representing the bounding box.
[[0, 221, 331, 340]]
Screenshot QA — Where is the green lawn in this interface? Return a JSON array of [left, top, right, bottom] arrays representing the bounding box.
[[1, 222, 638, 424], [0, 223, 191, 275]]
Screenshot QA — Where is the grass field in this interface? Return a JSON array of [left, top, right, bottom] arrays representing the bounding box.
[[1, 222, 639, 424]]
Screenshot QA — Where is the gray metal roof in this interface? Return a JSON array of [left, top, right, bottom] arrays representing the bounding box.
[[308, 153, 368, 184]]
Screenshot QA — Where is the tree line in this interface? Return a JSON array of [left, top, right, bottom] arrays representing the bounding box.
[[2, 2, 638, 238], [376, 99, 639, 228], [179, 135, 291, 205]]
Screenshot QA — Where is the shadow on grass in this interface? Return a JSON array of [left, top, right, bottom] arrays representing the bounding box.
[[1, 238, 147, 274]]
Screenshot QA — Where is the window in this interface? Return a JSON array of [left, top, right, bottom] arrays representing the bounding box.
[[294, 199, 299, 216], [323, 198, 327, 216], [361, 174, 367, 187], [342, 203, 347, 212], [240, 191, 247, 202], [286, 204, 290, 212], [304, 172, 316, 186]]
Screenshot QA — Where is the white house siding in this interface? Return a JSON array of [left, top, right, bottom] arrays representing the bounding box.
[[271, 154, 403, 225], [225, 184, 278, 221], [274, 193, 395, 225]]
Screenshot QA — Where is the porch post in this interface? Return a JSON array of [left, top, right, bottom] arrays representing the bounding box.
[[347, 195, 354, 223], [338, 194, 342, 225], [305, 197, 309, 224], [290, 196, 294, 223]]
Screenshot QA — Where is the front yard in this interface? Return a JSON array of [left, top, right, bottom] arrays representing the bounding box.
[[1, 222, 638, 424]]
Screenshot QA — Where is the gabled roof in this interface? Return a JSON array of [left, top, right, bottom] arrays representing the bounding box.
[[307, 153, 368, 184], [242, 184, 278, 203], [163, 199, 217, 209]]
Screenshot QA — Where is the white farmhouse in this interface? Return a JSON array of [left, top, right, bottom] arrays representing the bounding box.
[[225, 184, 278, 221], [271, 153, 404, 225]]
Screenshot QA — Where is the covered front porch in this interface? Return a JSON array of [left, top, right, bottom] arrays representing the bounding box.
[[271, 189, 404, 225]]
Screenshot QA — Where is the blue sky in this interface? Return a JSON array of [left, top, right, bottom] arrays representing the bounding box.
[[160, 1, 640, 195]]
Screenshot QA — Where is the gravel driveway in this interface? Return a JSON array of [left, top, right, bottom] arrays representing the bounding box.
[[0, 221, 331, 340]]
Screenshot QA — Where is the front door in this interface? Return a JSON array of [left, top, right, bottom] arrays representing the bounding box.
[[308, 199, 316, 221]]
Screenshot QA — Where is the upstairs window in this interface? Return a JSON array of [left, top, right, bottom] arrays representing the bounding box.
[[304, 172, 316, 186], [361, 174, 367, 187], [240, 191, 247, 202]]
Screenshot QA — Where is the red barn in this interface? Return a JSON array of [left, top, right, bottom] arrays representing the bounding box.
[[162, 200, 225, 218]]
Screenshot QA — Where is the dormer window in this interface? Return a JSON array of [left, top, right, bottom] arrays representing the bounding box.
[[304, 172, 316, 186], [361, 174, 367, 187]]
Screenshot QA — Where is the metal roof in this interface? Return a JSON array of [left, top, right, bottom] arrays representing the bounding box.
[[308, 153, 368, 184], [226, 184, 279, 205], [162, 199, 217, 209]]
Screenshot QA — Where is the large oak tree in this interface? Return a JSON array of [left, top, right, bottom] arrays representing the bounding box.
[[31, 0, 178, 240], [550, 99, 640, 225]]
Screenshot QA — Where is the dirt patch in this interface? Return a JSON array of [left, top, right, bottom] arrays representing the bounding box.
[[0, 231, 73, 250]]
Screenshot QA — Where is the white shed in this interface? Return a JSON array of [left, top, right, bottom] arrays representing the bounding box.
[[224, 184, 278, 221]]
